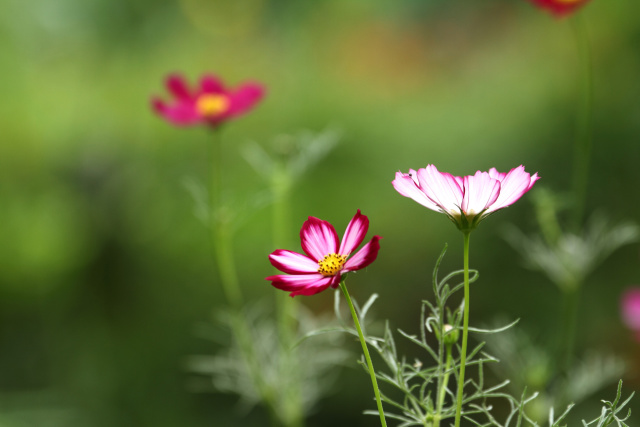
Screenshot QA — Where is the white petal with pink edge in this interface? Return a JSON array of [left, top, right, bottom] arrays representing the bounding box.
[[267, 273, 334, 297], [487, 166, 539, 212], [461, 171, 500, 215], [343, 236, 382, 272], [269, 250, 319, 274], [339, 210, 369, 256], [300, 217, 339, 261], [392, 171, 441, 212], [417, 165, 463, 215]]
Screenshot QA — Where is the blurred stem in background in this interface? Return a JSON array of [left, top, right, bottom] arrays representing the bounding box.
[[271, 161, 304, 427], [208, 130, 243, 308], [207, 130, 282, 426], [557, 14, 593, 377], [570, 13, 593, 233]]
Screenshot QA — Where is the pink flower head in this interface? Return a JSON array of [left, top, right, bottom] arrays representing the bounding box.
[[392, 165, 539, 232], [528, 0, 591, 17], [151, 73, 265, 128], [621, 288, 640, 341], [266, 210, 382, 297]]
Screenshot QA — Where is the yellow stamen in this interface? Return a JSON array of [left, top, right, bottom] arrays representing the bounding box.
[[196, 94, 230, 117], [318, 253, 347, 277]]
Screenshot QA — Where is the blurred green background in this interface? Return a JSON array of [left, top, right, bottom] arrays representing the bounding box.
[[0, 0, 639, 425]]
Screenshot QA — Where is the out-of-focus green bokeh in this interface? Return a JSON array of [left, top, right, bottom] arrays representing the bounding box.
[[1, 0, 639, 425]]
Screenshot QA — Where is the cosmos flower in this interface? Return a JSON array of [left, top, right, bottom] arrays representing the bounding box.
[[621, 288, 640, 341], [392, 165, 539, 232], [528, 0, 591, 17], [151, 73, 264, 128], [266, 210, 381, 297]]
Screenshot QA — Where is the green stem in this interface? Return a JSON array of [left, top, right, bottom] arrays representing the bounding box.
[[557, 284, 580, 377], [434, 345, 453, 427], [207, 131, 279, 422], [271, 167, 304, 427], [272, 167, 298, 344], [339, 281, 387, 427], [454, 232, 471, 427], [570, 14, 593, 231], [207, 130, 243, 308]]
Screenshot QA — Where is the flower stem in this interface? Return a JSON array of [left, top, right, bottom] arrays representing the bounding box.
[[206, 131, 278, 421], [570, 14, 593, 231], [557, 283, 580, 376], [434, 344, 453, 427], [271, 166, 304, 427], [339, 281, 387, 427], [207, 130, 243, 308], [454, 232, 471, 427]]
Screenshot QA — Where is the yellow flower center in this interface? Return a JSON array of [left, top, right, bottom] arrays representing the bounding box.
[[196, 94, 230, 117], [317, 253, 347, 277]]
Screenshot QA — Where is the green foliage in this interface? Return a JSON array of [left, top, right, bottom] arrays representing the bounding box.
[[315, 246, 634, 426]]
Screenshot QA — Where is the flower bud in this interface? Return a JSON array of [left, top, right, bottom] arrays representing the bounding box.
[[434, 324, 459, 346], [443, 324, 459, 346]]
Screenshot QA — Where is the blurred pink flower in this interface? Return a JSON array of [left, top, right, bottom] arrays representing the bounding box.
[[528, 0, 591, 17], [392, 165, 539, 232], [151, 73, 264, 128], [266, 210, 381, 297], [621, 288, 640, 341]]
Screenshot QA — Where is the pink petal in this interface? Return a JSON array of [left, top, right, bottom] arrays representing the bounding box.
[[416, 165, 464, 215], [166, 74, 192, 100], [300, 217, 339, 261], [488, 167, 506, 181], [343, 236, 381, 273], [528, 0, 590, 17], [269, 249, 319, 274], [392, 170, 441, 212], [339, 210, 369, 256], [461, 171, 501, 215], [487, 166, 539, 213], [621, 288, 640, 330], [266, 273, 334, 297], [227, 83, 265, 117], [151, 98, 202, 126], [200, 74, 225, 94]]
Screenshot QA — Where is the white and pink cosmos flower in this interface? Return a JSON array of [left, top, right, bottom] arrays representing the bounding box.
[[392, 165, 539, 232], [266, 210, 381, 297], [621, 288, 640, 342]]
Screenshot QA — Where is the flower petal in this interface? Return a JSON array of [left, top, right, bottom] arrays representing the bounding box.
[[151, 98, 202, 126], [343, 236, 381, 273], [228, 83, 265, 117], [339, 209, 369, 256], [416, 165, 464, 215], [166, 74, 192, 100], [621, 288, 640, 330], [487, 166, 539, 213], [392, 170, 441, 212], [461, 171, 501, 215], [266, 273, 333, 297], [300, 216, 339, 261], [200, 74, 225, 94], [528, 0, 590, 17], [269, 249, 319, 274]]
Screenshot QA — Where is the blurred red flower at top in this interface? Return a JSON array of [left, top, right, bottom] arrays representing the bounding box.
[[151, 74, 265, 128], [528, 0, 590, 17]]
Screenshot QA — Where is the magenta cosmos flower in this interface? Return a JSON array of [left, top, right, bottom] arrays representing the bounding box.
[[392, 165, 539, 232], [621, 288, 640, 341], [151, 73, 264, 128], [528, 0, 591, 17], [266, 210, 382, 297]]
